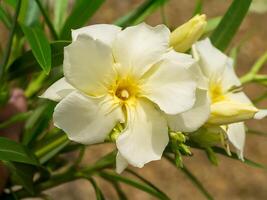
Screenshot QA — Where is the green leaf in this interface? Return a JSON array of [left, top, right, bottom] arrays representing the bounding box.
[[165, 154, 213, 200], [8, 41, 69, 80], [210, 0, 252, 51], [88, 178, 105, 200], [0, 137, 39, 165], [18, 0, 40, 26], [204, 16, 221, 35], [60, 0, 105, 40], [20, 24, 51, 74], [0, 111, 31, 130], [4, 0, 17, 8], [192, 0, 203, 16], [212, 146, 267, 170], [34, 132, 69, 164], [54, 0, 68, 33], [126, 169, 170, 200], [0, 5, 12, 29], [99, 171, 169, 200], [3, 162, 35, 195], [114, 0, 168, 27], [22, 101, 55, 145], [107, 181, 128, 200]]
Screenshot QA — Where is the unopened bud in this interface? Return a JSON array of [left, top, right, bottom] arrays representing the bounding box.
[[170, 14, 207, 52], [208, 100, 258, 125]]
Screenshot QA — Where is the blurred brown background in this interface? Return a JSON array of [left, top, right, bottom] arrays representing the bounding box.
[[1, 0, 267, 199]]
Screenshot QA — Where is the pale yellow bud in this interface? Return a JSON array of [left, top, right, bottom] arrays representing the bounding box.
[[207, 100, 258, 125], [170, 14, 207, 52]]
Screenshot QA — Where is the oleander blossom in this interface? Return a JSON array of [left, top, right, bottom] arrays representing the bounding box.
[[191, 38, 266, 159], [41, 23, 203, 172]]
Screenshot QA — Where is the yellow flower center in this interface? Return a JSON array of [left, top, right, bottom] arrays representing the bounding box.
[[110, 76, 140, 106], [209, 81, 226, 103]]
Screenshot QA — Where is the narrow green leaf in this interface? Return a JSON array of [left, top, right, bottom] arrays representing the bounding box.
[[4, 0, 17, 8], [0, 5, 12, 29], [88, 178, 105, 200], [99, 171, 169, 200], [107, 181, 128, 200], [18, 0, 40, 27], [54, 0, 68, 33], [34, 132, 69, 164], [0, 137, 39, 165], [8, 41, 69, 80], [22, 101, 55, 145], [0, 111, 31, 130], [3, 162, 35, 195], [210, 0, 252, 51], [165, 154, 213, 200], [204, 16, 221, 35], [114, 0, 168, 27], [126, 169, 170, 200], [192, 0, 203, 16], [0, 0, 21, 82], [212, 146, 267, 170], [35, 0, 58, 39], [20, 24, 51, 74], [188, 142, 267, 170], [60, 0, 105, 40]]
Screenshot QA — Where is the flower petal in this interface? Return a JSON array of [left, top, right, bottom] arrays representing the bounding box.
[[53, 91, 124, 144], [142, 58, 197, 115], [116, 152, 128, 174], [116, 99, 168, 168], [192, 38, 228, 80], [227, 122, 246, 160], [161, 50, 208, 89], [254, 109, 267, 119], [221, 58, 241, 91], [64, 35, 115, 96], [71, 24, 121, 46], [113, 23, 170, 78], [40, 78, 75, 101], [167, 89, 210, 132]]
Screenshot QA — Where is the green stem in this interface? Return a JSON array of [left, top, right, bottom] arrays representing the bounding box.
[[250, 51, 267, 75], [35, 0, 58, 40], [0, 0, 21, 82]]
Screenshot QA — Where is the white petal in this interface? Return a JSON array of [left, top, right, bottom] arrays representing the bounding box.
[[221, 58, 241, 91], [40, 78, 75, 101], [71, 24, 121, 46], [167, 89, 210, 132], [192, 38, 228, 80], [254, 109, 267, 119], [116, 99, 168, 168], [227, 92, 252, 104], [113, 23, 170, 78], [64, 35, 115, 96], [53, 91, 124, 144], [142, 58, 196, 115], [227, 122, 246, 160], [162, 50, 208, 89], [116, 152, 128, 174]]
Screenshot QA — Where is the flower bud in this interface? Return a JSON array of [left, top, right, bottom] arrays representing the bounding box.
[[170, 14, 207, 52], [190, 125, 225, 147], [208, 100, 258, 125]]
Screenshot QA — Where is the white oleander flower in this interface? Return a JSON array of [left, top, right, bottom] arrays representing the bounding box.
[[191, 38, 266, 159], [41, 23, 200, 173]]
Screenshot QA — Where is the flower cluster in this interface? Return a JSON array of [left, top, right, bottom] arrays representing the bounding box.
[[41, 15, 266, 173]]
